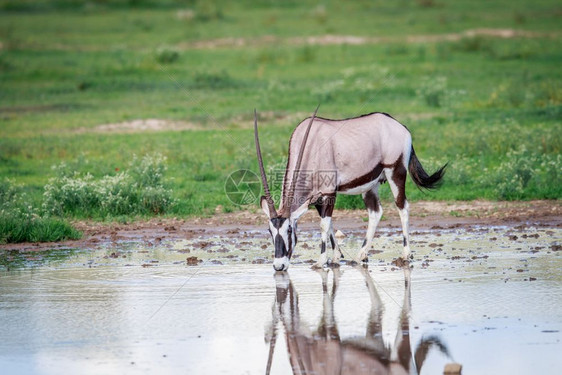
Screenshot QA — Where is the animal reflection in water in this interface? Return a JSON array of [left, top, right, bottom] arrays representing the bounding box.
[[265, 267, 450, 375]]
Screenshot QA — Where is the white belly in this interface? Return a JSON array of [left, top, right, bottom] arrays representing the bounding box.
[[338, 176, 382, 195]]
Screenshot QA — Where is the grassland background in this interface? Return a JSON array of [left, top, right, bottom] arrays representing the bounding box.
[[1, 0, 561, 233]]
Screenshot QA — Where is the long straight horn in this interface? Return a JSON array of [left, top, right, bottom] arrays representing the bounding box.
[[254, 109, 277, 217], [285, 104, 319, 215]]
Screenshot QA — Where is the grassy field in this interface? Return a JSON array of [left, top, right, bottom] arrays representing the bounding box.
[[1, 0, 561, 241]]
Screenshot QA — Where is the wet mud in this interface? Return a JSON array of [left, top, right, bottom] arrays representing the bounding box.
[[0, 205, 561, 374]]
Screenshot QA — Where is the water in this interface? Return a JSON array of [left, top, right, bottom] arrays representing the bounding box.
[[1, 226, 561, 374]]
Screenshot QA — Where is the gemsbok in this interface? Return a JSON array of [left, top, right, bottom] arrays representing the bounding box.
[[254, 108, 447, 271]]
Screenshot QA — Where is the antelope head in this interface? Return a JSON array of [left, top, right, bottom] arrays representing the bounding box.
[[254, 107, 318, 271]]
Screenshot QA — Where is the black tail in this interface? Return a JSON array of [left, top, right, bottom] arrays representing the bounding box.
[[408, 146, 447, 190]]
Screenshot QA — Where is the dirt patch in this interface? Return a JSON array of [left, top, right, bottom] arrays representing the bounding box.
[[74, 119, 204, 134], [180, 28, 557, 50], [1, 200, 560, 253], [6, 28, 557, 53], [72, 112, 308, 134], [70, 112, 446, 134]]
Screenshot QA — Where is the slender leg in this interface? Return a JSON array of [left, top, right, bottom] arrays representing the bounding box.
[[317, 216, 330, 267], [316, 269, 340, 340], [357, 185, 383, 262], [354, 265, 385, 353], [315, 195, 341, 267], [398, 201, 411, 259], [385, 165, 411, 260], [328, 219, 343, 262], [392, 266, 413, 368]]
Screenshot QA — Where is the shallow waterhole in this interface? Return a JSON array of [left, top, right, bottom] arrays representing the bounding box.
[[0, 226, 560, 374]]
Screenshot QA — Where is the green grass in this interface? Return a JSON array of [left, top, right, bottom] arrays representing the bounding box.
[[0, 179, 81, 243], [0, 0, 561, 241], [0, 214, 81, 244]]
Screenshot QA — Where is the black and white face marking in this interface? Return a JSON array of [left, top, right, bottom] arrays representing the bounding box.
[[268, 217, 297, 271]]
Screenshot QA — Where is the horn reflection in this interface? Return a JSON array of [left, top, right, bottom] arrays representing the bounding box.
[[266, 267, 451, 375]]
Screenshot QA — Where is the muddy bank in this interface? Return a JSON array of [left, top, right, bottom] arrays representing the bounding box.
[[1, 200, 560, 254]]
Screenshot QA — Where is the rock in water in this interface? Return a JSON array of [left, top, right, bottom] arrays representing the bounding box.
[[444, 363, 462, 374]]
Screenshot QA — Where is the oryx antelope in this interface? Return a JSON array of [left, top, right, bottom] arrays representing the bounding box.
[[254, 108, 447, 271]]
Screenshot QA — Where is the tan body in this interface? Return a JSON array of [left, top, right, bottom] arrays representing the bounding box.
[[282, 113, 412, 210]]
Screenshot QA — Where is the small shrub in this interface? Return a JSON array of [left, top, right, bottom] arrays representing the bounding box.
[[255, 50, 284, 64], [417, 76, 447, 108], [297, 46, 317, 63], [0, 55, 13, 72], [42, 154, 175, 218], [455, 36, 490, 53], [155, 47, 180, 64], [192, 71, 238, 89], [534, 82, 562, 107], [0, 178, 18, 204], [129, 153, 167, 187], [194, 0, 224, 22], [486, 78, 557, 109], [488, 42, 534, 61], [77, 81, 93, 91], [490, 146, 562, 200], [311, 4, 328, 24], [513, 11, 526, 25]]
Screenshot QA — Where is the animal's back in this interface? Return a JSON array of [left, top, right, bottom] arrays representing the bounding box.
[[288, 113, 412, 192]]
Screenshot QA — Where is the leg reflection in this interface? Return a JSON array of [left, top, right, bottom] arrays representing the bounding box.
[[267, 267, 451, 375]]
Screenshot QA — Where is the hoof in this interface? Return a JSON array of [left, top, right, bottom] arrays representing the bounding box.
[[357, 248, 368, 263], [333, 249, 344, 260]]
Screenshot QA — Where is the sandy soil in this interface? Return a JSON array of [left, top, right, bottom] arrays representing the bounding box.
[[70, 112, 447, 134], [2, 200, 560, 252], [73, 119, 204, 134], [181, 28, 558, 50], [10, 28, 557, 53]]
